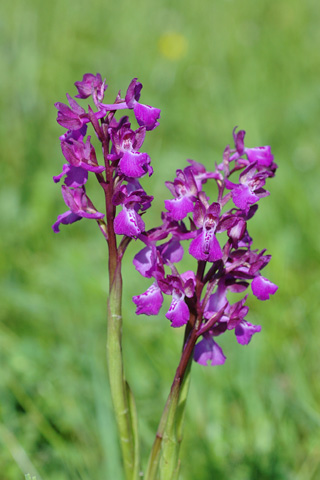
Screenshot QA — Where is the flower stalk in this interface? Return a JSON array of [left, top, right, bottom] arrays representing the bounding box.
[[107, 261, 137, 479]]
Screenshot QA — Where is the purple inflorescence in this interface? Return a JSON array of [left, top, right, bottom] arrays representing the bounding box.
[[52, 73, 278, 367], [132, 127, 278, 365], [52, 73, 160, 235]]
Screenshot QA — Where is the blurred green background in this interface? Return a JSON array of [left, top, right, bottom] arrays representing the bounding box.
[[1, 0, 320, 479]]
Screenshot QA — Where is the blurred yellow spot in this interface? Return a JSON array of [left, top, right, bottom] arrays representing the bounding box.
[[158, 32, 188, 60]]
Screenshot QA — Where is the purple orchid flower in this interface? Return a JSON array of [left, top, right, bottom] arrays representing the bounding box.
[[131, 125, 277, 367], [194, 309, 229, 366], [125, 78, 161, 131], [134, 269, 195, 328], [234, 321, 261, 345], [164, 167, 198, 221], [202, 281, 255, 344], [113, 181, 153, 238], [133, 239, 190, 326], [55, 94, 88, 130], [52, 185, 104, 233], [108, 123, 152, 178], [162, 271, 195, 328], [189, 200, 223, 262], [225, 163, 270, 212], [60, 136, 105, 173], [74, 73, 107, 105], [245, 146, 274, 168], [113, 205, 145, 238], [98, 78, 161, 132], [133, 236, 184, 279]]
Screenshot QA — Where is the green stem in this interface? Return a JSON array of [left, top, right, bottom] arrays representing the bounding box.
[[145, 326, 197, 480], [159, 378, 181, 480], [144, 383, 176, 480], [107, 262, 137, 480], [159, 354, 193, 480]]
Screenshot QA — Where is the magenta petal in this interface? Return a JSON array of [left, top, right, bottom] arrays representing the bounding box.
[[79, 163, 105, 174], [160, 239, 184, 264], [232, 184, 259, 210], [235, 320, 261, 345], [119, 151, 150, 178], [189, 231, 222, 261], [251, 276, 278, 300], [114, 207, 145, 237], [208, 234, 223, 262], [64, 166, 88, 187], [166, 296, 189, 328], [164, 196, 194, 221], [205, 286, 227, 315], [132, 283, 163, 315], [80, 210, 104, 220], [233, 127, 246, 155], [66, 94, 85, 115], [194, 337, 226, 366], [245, 146, 274, 167], [53, 164, 88, 187], [133, 103, 161, 131], [75, 73, 106, 100], [228, 219, 246, 241], [53, 164, 70, 183], [56, 110, 83, 130], [189, 233, 207, 261], [52, 211, 82, 233], [133, 245, 156, 278], [125, 78, 142, 107]]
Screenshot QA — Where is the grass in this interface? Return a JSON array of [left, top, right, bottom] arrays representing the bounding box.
[[1, 0, 320, 478]]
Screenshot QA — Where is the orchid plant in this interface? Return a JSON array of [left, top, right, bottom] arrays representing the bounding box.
[[52, 73, 278, 480]]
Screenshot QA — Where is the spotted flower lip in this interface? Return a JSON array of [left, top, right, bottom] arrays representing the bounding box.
[[108, 123, 153, 178], [113, 183, 153, 238], [132, 282, 164, 316], [163, 271, 196, 328], [189, 202, 223, 262], [114, 205, 146, 237], [108, 125, 146, 160]]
